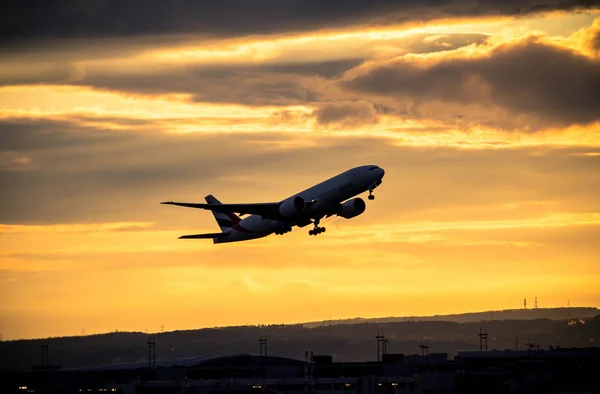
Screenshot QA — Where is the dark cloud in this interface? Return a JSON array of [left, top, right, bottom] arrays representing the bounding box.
[[5, 34, 486, 103], [71, 65, 331, 106], [0, 118, 124, 151], [341, 38, 600, 129], [314, 100, 380, 127], [259, 59, 367, 79], [2, 0, 598, 49], [0, 62, 84, 86]]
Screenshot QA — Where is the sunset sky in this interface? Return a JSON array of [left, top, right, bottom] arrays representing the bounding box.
[[1, 1, 599, 340]]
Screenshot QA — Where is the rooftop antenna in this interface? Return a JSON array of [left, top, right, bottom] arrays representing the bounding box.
[[258, 333, 267, 356], [147, 336, 156, 369], [375, 329, 384, 361], [478, 327, 488, 351]]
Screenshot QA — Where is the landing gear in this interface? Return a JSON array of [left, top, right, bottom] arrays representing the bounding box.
[[308, 218, 326, 236], [309, 227, 326, 236], [275, 224, 292, 235], [368, 178, 382, 200]]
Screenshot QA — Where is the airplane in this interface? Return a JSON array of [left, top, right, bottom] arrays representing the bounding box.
[[160, 165, 385, 243]]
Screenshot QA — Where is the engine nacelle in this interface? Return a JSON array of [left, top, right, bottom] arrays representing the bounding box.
[[279, 195, 306, 218], [339, 197, 366, 219]]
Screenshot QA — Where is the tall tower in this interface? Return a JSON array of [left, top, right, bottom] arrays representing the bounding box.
[[258, 333, 268, 356], [524, 298, 527, 309], [383, 338, 389, 355], [478, 327, 488, 351], [535, 297, 538, 309], [40, 344, 49, 369], [419, 339, 430, 365], [375, 330, 384, 361], [147, 336, 156, 369]]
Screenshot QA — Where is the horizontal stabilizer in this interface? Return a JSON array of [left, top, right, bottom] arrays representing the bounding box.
[[178, 232, 229, 239]]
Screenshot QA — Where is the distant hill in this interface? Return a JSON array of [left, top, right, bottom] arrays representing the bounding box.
[[0, 307, 598, 372], [301, 307, 600, 327]]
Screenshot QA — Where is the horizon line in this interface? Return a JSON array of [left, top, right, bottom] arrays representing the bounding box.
[[4, 304, 599, 342]]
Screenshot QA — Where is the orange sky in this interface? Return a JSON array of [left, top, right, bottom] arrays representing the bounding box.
[[1, 6, 599, 340]]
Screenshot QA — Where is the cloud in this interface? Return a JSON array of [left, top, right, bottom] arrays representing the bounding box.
[[68, 62, 348, 106], [1, 117, 599, 227], [0, 62, 85, 86], [341, 37, 600, 130], [10, 33, 484, 107], [0, 222, 155, 235], [2, 0, 598, 49], [589, 19, 600, 53], [313, 100, 380, 128], [0, 151, 32, 171]]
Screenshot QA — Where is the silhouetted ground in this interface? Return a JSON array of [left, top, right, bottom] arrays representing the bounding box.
[[1, 308, 598, 372], [303, 307, 598, 327]]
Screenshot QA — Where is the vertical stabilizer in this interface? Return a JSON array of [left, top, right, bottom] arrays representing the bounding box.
[[205, 194, 241, 230]]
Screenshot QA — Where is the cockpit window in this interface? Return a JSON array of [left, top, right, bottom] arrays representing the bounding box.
[[369, 166, 379, 170]]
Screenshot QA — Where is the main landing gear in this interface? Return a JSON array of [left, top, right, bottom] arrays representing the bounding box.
[[275, 225, 292, 235], [309, 218, 326, 236]]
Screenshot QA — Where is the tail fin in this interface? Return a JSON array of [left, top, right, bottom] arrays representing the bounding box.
[[205, 194, 241, 230]]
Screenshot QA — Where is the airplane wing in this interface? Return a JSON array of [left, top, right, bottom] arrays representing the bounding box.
[[179, 232, 229, 239], [161, 201, 282, 219]]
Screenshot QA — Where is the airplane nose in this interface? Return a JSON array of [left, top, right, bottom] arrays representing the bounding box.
[[378, 168, 385, 178]]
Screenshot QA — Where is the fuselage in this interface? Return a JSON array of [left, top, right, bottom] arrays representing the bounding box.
[[215, 165, 385, 243]]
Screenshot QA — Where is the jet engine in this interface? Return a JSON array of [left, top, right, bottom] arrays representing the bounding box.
[[339, 197, 366, 219], [279, 195, 306, 218]]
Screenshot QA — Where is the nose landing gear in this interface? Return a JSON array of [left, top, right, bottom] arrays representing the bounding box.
[[368, 179, 382, 200]]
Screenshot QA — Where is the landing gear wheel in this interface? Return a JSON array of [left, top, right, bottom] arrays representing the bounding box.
[[309, 226, 326, 236], [277, 224, 292, 235], [368, 189, 375, 200]]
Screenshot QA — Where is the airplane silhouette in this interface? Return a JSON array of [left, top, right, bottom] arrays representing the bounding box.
[[161, 165, 385, 243]]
